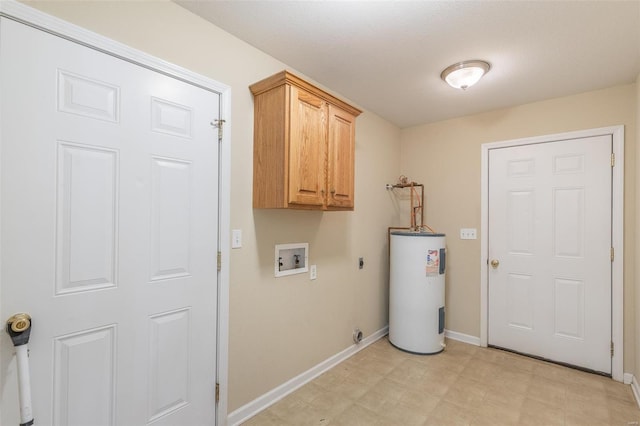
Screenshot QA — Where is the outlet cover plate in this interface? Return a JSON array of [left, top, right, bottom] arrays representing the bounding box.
[[460, 228, 477, 240], [310, 265, 317, 280]]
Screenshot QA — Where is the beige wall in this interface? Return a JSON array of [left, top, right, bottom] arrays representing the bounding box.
[[400, 84, 638, 372], [23, 0, 402, 411]]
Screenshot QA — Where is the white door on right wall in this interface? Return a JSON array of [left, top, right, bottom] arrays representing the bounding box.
[[488, 135, 612, 374]]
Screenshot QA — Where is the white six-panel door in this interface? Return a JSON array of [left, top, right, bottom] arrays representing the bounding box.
[[1, 17, 219, 425], [488, 135, 612, 374]]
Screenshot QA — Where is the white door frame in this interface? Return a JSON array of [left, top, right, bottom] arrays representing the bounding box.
[[0, 1, 232, 424], [480, 125, 624, 382]]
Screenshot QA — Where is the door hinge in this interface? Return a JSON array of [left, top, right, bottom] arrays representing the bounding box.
[[611, 247, 614, 262], [211, 119, 226, 141], [217, 251, 222, 272], [611, 341, 614, 358], [215, 382, 220, 403], [611, 153, 615, 167]]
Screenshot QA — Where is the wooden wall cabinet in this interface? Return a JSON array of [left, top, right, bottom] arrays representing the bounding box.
[[250, 71, 362, 210]]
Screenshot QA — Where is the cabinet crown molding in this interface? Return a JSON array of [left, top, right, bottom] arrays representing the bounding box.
[[249, 70, 362, 117]]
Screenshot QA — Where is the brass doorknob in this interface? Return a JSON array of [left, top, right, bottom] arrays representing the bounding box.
[[490, 259, 500, 269], [7, 313, 31, 333]]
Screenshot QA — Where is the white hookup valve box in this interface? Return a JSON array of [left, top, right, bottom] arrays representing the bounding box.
[[274, 243, 309, 277]]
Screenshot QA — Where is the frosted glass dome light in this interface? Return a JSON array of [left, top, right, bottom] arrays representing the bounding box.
[[441, 60, 491, 90]]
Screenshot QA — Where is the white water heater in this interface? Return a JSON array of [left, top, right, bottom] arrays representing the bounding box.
[[389, 231, 446, 354]]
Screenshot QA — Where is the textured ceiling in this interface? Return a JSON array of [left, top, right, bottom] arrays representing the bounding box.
[[176, 0, 640, 128]]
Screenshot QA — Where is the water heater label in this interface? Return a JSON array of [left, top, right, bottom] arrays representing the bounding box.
[[426, 250, 440, 276]]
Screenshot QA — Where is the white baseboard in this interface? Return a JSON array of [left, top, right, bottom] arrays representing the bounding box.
[[444, 329, 481, 346], [629, 374, 640, 409], [226, 326, 389, 426], [624, 372, 634, 385]]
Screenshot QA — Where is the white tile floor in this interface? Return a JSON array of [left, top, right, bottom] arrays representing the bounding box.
[[242, 337, 640, 425]]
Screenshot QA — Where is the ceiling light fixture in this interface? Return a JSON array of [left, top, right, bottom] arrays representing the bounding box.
[[441, 60, 491, 90]]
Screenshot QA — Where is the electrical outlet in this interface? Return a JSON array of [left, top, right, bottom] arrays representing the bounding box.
[[460, 228, 477, 240], [310, 265, 317, 280]]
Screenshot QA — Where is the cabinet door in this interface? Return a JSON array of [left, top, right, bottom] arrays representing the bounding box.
[[288, 86, 326, 207], [326, 104, 356, 209]]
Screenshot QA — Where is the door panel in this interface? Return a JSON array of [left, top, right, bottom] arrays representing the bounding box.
[[1, 18, 219, 425], [488, 135, 611, 374], [52, 325, 117, 425], [288, 86, 326, 206], [327, 104, 355, 208]]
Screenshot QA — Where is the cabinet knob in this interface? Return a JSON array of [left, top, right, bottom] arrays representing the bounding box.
[[330, 189, 336, 194]]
